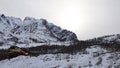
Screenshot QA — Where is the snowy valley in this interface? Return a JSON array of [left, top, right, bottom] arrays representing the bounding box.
[[0, 15, 120, 68], [1, 45, 120, 68]]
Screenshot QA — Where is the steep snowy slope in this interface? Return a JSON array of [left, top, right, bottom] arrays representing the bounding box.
[[0, 14, 78, 47], [0, 45, 120, 68]]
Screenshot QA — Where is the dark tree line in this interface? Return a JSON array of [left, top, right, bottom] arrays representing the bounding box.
[[1, 39, 120, 60]]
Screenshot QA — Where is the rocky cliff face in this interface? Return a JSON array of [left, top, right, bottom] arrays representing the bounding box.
[[0, 14, 78, 47]]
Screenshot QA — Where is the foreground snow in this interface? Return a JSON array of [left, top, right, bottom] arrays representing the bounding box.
[[0, 45, 120, 68]]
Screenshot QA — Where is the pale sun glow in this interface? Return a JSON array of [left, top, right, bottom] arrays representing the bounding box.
[[57, 5, 86, 34]]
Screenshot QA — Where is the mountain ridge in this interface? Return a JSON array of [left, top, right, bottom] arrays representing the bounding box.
[[0, 14, 78, 47], [86, 34, 120, 44]]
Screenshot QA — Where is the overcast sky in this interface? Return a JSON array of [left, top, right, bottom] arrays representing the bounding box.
[[0, 0, 120, 40]]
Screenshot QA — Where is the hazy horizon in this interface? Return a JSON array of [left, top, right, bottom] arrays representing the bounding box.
[[0, 0, 120, 40]]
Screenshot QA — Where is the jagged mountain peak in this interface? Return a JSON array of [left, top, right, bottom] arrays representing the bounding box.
[[24, 17, 36, 21], [0, 14, 78, 47]]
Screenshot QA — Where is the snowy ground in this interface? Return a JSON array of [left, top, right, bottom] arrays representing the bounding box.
[[0, 45, 120, 68], [0, 42, 70, 49]]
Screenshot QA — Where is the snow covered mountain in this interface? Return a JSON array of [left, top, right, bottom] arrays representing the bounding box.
[[0, 14, 78, 47], [0, 14, 120, 68], [98, 34, 120, 43], [87, 34, 120, 45]]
